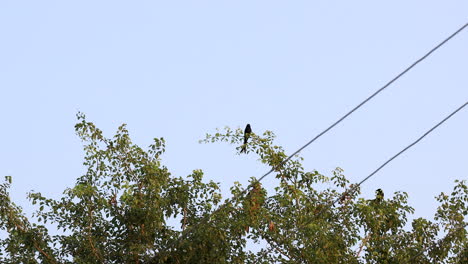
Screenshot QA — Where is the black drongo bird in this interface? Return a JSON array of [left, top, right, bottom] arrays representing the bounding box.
[[374, 189, 384, 203], [240, 124, 252, 153]]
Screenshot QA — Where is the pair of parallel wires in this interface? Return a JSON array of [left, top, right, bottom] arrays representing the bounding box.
[[158, 21, 468, 261]]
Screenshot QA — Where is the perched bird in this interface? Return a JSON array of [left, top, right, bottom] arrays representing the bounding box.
[[240, 124, 252, 153], [374, 189, 384, 203]]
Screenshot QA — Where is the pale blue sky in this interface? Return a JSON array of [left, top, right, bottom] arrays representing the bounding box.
[[1, 1, 467, 232]]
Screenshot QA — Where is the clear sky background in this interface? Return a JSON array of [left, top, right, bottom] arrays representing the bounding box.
[[1, 0, 467, 238]]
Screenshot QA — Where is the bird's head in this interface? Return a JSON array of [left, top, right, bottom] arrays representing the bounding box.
[[375, 189, 384, 199]]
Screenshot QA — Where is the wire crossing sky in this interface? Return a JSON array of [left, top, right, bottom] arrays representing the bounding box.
[[0, 1, 467, 259], [158, 21, 468, 254], [257, 21, 468, 183]]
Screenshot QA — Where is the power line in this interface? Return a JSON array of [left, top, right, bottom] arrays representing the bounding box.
[[154, 21, 468, 260], [312, 101, 468, 220], [259, 21, 468, 182]]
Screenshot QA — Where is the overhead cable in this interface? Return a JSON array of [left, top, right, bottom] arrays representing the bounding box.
[[156, 21, 468, 258]]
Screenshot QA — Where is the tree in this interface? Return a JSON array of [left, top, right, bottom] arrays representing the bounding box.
[[0, 114, 466, 263]]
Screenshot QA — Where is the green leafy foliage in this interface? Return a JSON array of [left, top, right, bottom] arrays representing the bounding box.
[[0, 115, 466, 263]]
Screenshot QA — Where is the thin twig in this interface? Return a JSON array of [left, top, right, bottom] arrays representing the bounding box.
[[356, 233, 370, 257]]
